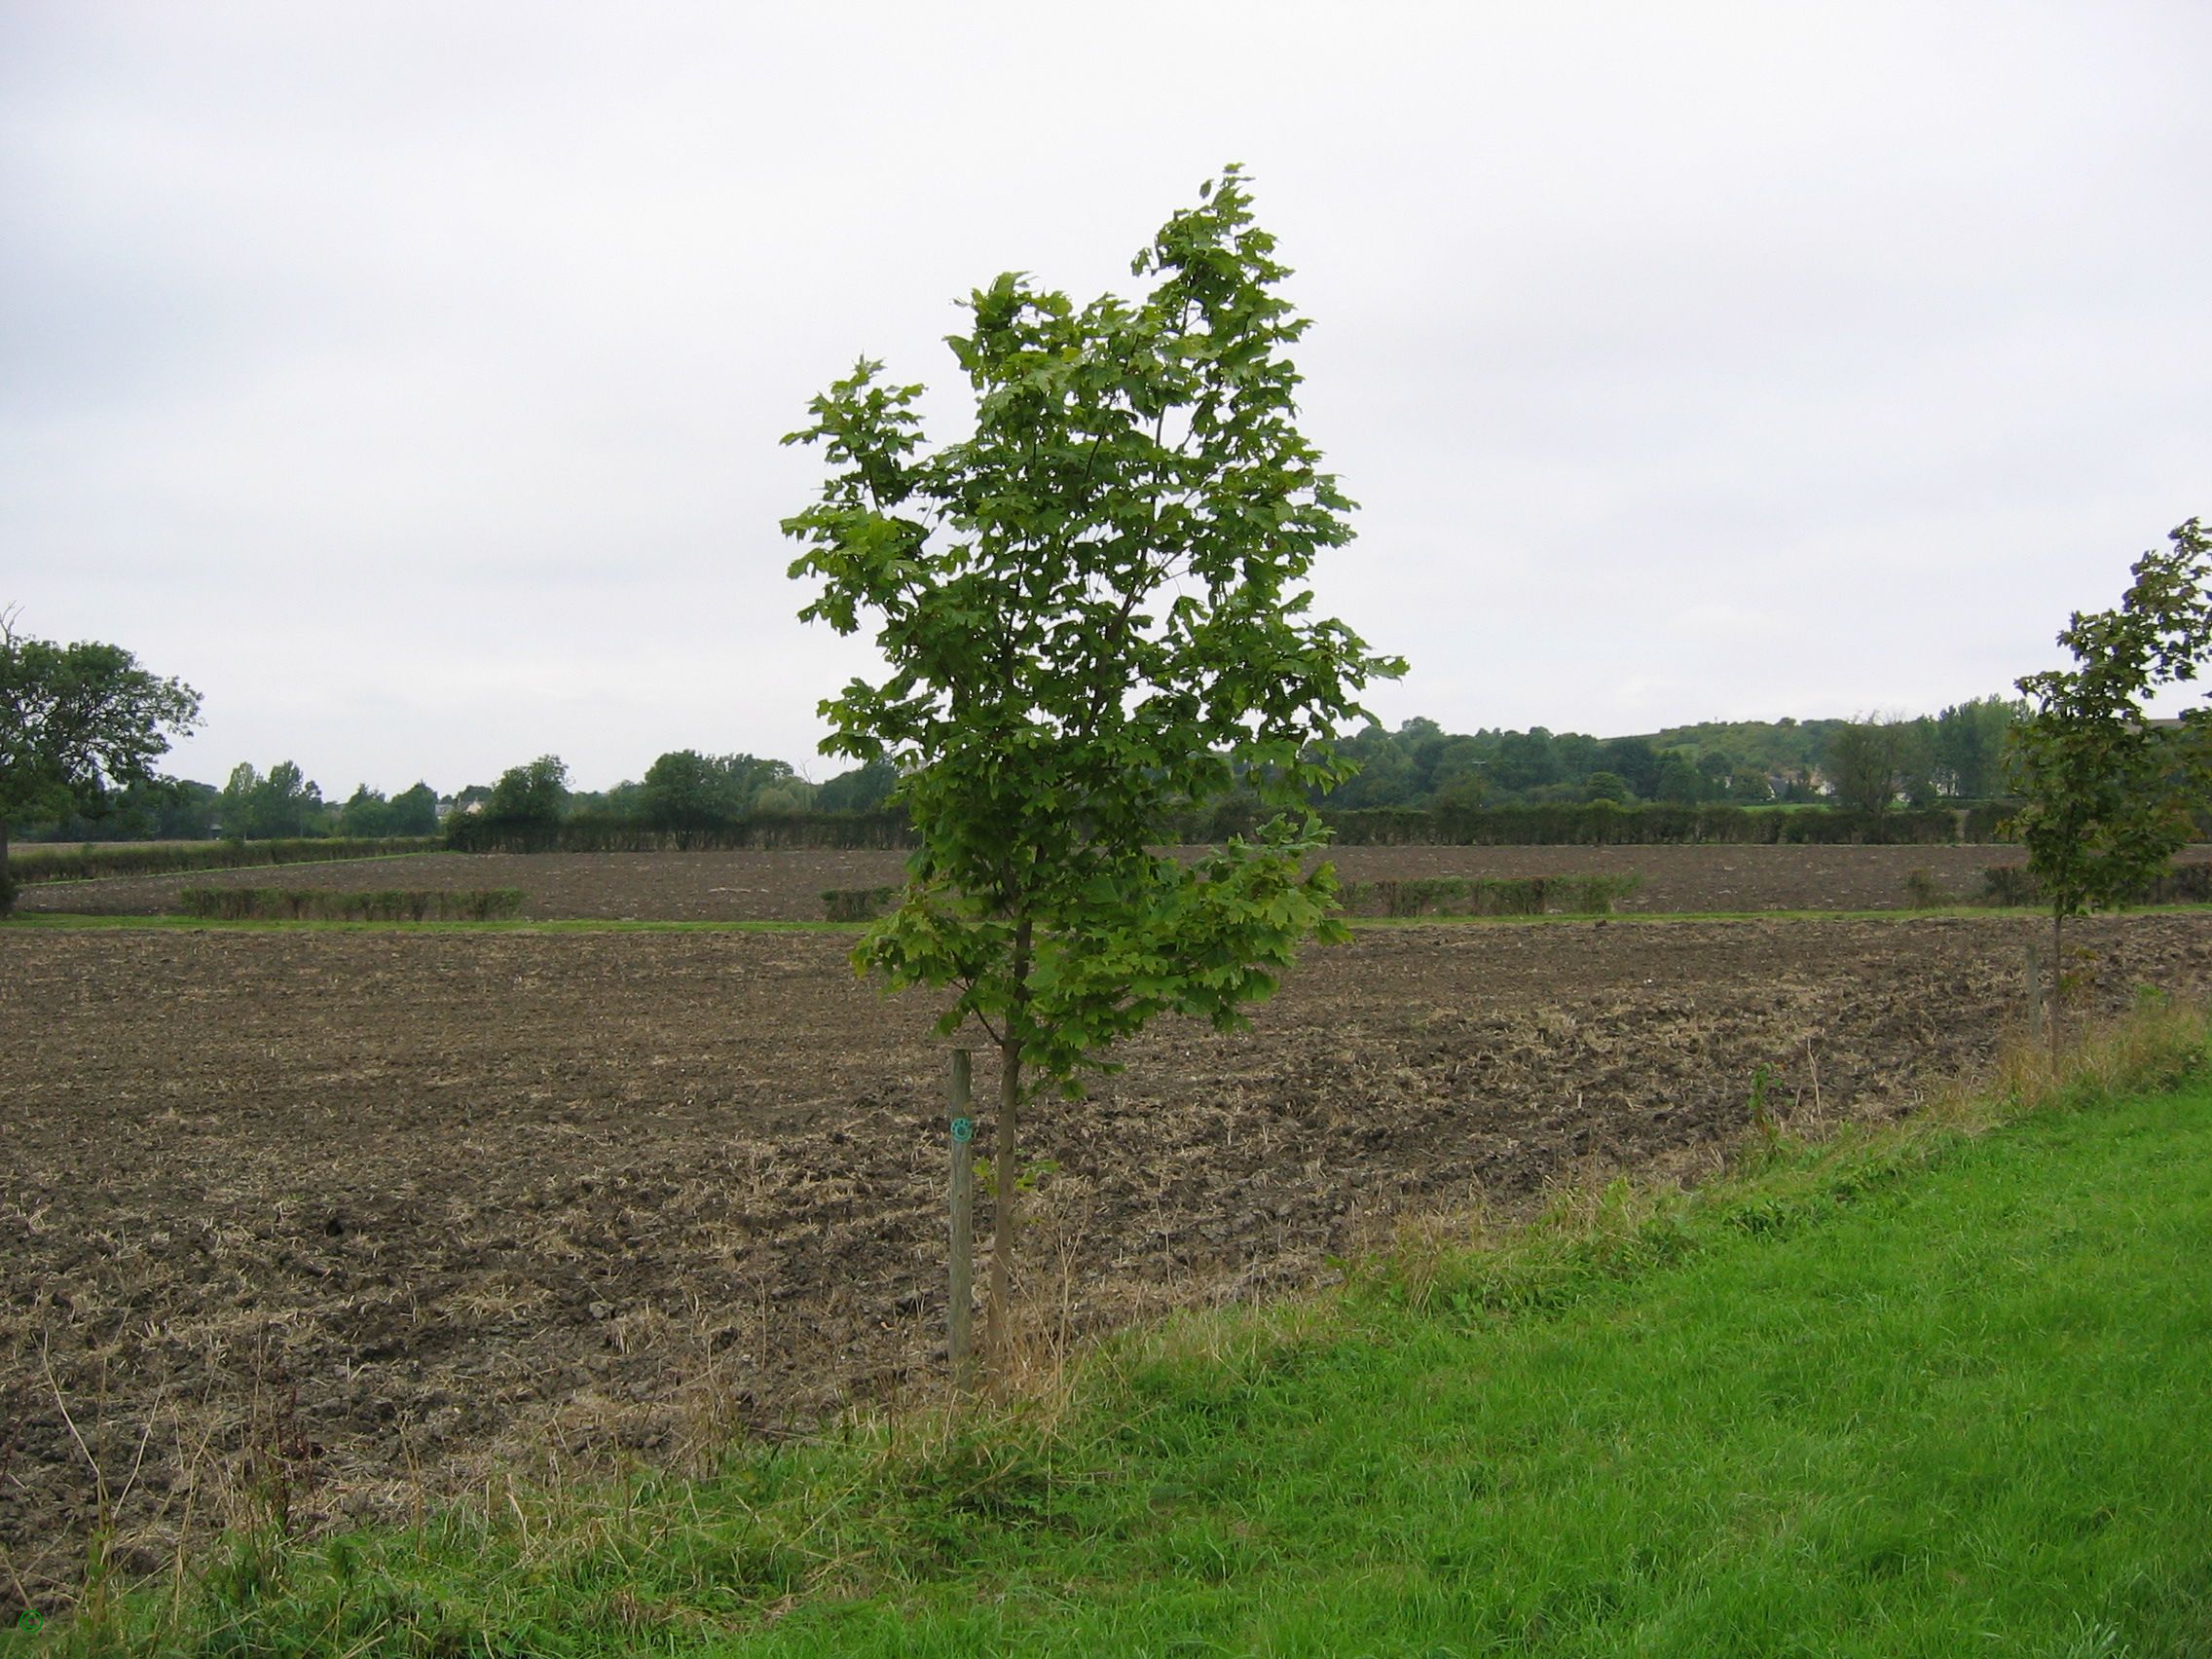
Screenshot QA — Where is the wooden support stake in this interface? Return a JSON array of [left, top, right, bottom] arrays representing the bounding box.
[[947, 1050, 976, 1394], [2026, 943, 2044, 1041]]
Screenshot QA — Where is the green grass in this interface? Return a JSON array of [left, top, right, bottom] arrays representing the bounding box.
[[24, 1003, 2212, 1656]]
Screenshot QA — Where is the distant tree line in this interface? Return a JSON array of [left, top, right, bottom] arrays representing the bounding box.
[[7, 702, 2019, 849], [1294, 697, 2021, 814]]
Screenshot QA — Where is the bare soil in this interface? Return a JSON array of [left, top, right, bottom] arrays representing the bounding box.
[[5, 909, 2210, 1607], [16, 841, 2045, 921]]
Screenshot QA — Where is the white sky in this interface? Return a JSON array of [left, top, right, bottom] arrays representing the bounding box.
[[4, 3, 2207, 794]]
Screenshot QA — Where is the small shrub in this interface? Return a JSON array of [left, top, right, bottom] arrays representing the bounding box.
[[1567, 873, 1642, 914], [1903, 867, 1944, 908], [823, 886, 900, 922]]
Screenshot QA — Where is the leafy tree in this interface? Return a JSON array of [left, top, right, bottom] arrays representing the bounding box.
[[482, 756, 571, 845], [1825, 716, 1938, 811], [1655, 750, 1703, 805], [1552, 731, 1604, 785], [2007, 520, 2212, 1045], [785, 166, 1401, 1346], [1324, 722, 1415, 809], [643, 750, 797, 841], [1420, 735, 1488, 802], [1728, 765, 1775, 804], [23, 774, 218, 842], [642, 749, 736, 842], [337, 785, 393, 837], [1599, 736, 1661, 799], [388, 782, 440, 835], [1582, 769, 1631, 804], [752, 776, 819, 815], [816, 757, 901, 814], [1932, 695, 2021, 800], [1492, 728, 1560, 795], [0, 612, 201, 908], [219, 760, 324, 839], [1823, 719, 1904, 812]]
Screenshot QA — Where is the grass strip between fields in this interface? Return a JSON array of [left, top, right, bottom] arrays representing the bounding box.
[[17, 999, 2212, 1657]]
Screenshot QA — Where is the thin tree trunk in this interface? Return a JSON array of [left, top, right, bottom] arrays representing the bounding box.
[[987, 1032, 1020, 1355], [2050, 908, 2064, 1059], [0, 823, 12, 915], [986, 916, 1033, 1358]]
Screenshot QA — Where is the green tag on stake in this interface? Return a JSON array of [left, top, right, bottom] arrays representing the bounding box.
[[950, 1117, 975, 1145]]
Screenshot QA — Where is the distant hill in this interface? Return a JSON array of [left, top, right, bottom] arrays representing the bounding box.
[[1636, 718, 1853, 776]]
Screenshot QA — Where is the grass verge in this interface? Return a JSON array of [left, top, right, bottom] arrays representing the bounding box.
[[12, 1003, 2212, 1655]]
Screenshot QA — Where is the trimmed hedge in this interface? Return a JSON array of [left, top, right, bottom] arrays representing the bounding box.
[[1337, 873, 1643, 918], [12, 836, 443, 885], [446, 809, 915, 855], [176, 887, 526, 922], [1323, 802, 1971, 847], [1980, 862, 2212, 908], [443, 802, 2022, 856]]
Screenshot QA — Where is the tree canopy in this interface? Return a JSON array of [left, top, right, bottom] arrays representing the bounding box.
[[2007, 520, 2212, 1006], [0, 612, 200, 908]]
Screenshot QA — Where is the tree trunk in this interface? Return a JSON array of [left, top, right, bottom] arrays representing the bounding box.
[[0, 823, 12, 916], [2050, 908, 2064, 1059], [987, 1032, 1020, 1355], [985, 916, 1033, 1358]]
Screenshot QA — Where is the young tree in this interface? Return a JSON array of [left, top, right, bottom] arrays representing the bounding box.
[[785, 167, 1402, 1346], [2007, 519, 2212, 1045], [0, 612, 200, 910]]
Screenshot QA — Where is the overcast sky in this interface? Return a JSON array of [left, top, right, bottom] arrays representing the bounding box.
[[4, 3, 2206, 795]]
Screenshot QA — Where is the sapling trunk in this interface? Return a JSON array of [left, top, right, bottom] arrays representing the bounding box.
[[2050, 908, 2065, 1058], [988, 1033, 1019, 1355], [0, 823, 12, 915], [986, 915, 1034, 1358]]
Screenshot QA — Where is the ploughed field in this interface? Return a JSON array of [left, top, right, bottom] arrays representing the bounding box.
[[14, 841, 2040, 920], [6, 907, 2211, 1604]]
